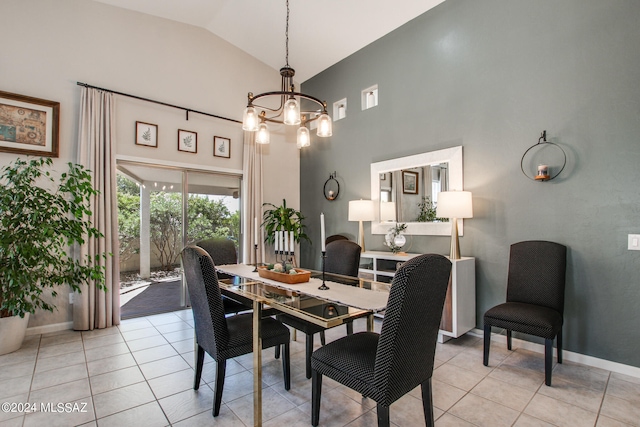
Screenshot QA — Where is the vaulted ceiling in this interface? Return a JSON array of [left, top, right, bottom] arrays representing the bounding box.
[[90, 0, 445, 82]]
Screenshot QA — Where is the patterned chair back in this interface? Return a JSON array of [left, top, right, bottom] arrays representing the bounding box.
[[374, 254, 452, 405]]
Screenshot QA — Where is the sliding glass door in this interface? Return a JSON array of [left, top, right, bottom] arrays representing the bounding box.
[[116, 161, 241, 318]]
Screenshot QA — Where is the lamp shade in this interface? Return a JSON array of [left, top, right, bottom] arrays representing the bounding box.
[[380, 202, 396, 222], [436, 191, 473, 219], [348, 200, 375, 221]]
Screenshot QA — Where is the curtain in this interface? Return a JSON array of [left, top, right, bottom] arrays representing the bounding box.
[[241, 131, 263, 264], [74, 87, 120, 330]]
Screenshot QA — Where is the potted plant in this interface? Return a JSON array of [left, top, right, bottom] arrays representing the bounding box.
[[0, 158, 106, 355], [262, 199, 310, 266]]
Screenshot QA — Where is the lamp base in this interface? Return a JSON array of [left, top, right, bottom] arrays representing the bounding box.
[[449, 218, 461, 260], [358, 220, 365, 252]]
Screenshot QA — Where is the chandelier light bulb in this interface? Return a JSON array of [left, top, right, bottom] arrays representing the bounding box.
[[317, 113, 333, 137], [297, 126, 310, 148], [283, 98, 301, 125], [256, 122, 270, 144], [242, 106, 259, 131]]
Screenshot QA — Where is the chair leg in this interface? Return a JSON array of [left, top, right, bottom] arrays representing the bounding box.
[[311, 369, 322, 427], [306, 333, 314, 379], [557, 329, 563, 364], [194, 345, 205, 390], [483, 324, 491, 366], [320, 330, 326, 346], [544, 338, 553, 386], [376, 404, 390, 427], [274, 344, 281, 359], [282, 342, 291, 390], [421, 378, 435, 427], [507, 329, 512, 350], [213, 359, 226, 416], [346, 321, 354, 335]]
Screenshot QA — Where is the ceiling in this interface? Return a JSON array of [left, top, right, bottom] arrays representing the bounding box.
[[90, 0, 445, 82]]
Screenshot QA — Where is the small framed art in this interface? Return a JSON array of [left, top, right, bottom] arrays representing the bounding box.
[[135, 121, 157, 147], [213, 136, 231, 158], [402, 170, 419, 194], [0, 90, 59, 157], [178, 129, 197, 153]]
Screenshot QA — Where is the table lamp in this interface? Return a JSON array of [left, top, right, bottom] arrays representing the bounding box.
[[348, 199, 375, 252], [436, 191, 473, 259], [380, 201, 396, 222]]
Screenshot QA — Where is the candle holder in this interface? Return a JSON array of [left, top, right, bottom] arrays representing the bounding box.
[[252, 244, 259, 272], [318, 251, 329, 290]]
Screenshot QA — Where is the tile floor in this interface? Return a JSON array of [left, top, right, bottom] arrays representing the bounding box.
[[1, 309, 638, 427]]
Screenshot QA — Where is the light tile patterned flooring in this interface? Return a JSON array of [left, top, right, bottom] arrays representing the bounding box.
[[1, 309, 638, 427]]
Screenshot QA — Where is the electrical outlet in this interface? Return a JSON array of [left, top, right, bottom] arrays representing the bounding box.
[[628, 234, 640, 250], [69, 293, 74, 304]]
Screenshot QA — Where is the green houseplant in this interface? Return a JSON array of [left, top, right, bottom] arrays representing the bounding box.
[[262, 199, 310, 262], [0, 158, 106, 354]]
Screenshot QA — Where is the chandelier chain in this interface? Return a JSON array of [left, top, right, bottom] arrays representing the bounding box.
[[285, 0, 290, 67]]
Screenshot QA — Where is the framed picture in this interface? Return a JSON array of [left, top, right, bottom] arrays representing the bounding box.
[[213, 136, 231, 158], [178, 129, 197, 153], [0, 90, 59, 157], [135, 121, 157, 147], [402, 170, 419, 194]]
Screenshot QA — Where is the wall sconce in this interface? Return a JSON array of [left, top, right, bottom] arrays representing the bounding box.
[[333, 98, 347, 121], [521, 130, 567, 182], [323, 172, 340, 201]]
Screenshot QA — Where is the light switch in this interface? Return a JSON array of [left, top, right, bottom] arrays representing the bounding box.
[[628, 234, 640, 250]]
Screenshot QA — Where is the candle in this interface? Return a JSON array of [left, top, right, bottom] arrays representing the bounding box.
[[279, 231, 284, 253], [274, 231, 279, 252], [537, 164, 549, 177], [284, 231, 289, 253], [290, 232, 295, 254], [320, 213, 326, 252], [254, 217, 258, 246]]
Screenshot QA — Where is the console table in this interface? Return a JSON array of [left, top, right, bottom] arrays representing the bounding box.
[[359, 251, 475, 342]]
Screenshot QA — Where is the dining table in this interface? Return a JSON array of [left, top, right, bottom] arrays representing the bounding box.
[[214, 263, 392, 426]]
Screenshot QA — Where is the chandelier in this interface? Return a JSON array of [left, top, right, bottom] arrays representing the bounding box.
[[241, 0, 332, 148]]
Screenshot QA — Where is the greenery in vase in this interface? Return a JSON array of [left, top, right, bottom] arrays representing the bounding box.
[[416, 196, 447, 222], [0, 158, 107, 318], [385, 223, 408, 254], [262, 199, 310, 247]]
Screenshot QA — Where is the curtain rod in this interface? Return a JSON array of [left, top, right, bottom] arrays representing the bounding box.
[[76, 82, 242, 124]]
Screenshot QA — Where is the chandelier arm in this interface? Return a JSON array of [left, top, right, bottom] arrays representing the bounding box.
[[249, 91, 327, 112]]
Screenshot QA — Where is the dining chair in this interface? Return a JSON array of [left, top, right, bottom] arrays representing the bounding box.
[[195, 237, 250, 315], [276, 239, 363, 378], [325, 234, 348, 245], [483, 240, 567, 386], [310, 254, 452, 427], [181, 245, 291, 416]]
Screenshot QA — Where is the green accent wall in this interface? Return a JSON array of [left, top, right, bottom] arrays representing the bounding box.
[[300, 0, 640, 367]]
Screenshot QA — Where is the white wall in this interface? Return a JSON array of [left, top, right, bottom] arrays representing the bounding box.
[[1, 0, 300, 327]]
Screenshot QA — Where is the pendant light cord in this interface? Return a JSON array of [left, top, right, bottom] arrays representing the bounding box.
[[285, 0, 290, 67]]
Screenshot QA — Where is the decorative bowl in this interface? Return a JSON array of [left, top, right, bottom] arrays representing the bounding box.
[[257, 266, 311, 284]]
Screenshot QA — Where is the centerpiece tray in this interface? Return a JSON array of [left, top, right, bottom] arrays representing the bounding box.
[[257, 266, 311, 284]]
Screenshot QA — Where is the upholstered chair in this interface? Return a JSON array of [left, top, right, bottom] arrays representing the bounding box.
[[483, 240, 567, 386], [181, 246, 291, 416], [195, 237, 249, 314], [311, 254, 452, 427]]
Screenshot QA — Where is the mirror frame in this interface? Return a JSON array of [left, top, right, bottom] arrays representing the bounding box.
[[370, 146, 464, 236]]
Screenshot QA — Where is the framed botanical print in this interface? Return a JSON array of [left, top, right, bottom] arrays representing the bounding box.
[[402, 170, 419, 194], [178, 129, 197, 153], [135, 121, 157, 147], [213, 136, 231, 158], [0, 90, 59, 157]]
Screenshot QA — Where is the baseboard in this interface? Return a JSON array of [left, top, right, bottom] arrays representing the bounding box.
[[468, 328, 640, 379], [26, 321, 74, 336]]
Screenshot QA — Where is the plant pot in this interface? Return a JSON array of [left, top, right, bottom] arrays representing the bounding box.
[[0, 313, 30, 355]]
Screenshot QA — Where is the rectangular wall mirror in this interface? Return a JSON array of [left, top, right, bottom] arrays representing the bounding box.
[[370, 146, 463, 236]]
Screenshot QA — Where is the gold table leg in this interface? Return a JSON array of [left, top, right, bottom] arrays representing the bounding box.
[[253, 300, 262, 426], [367, 313, 374, 332]]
